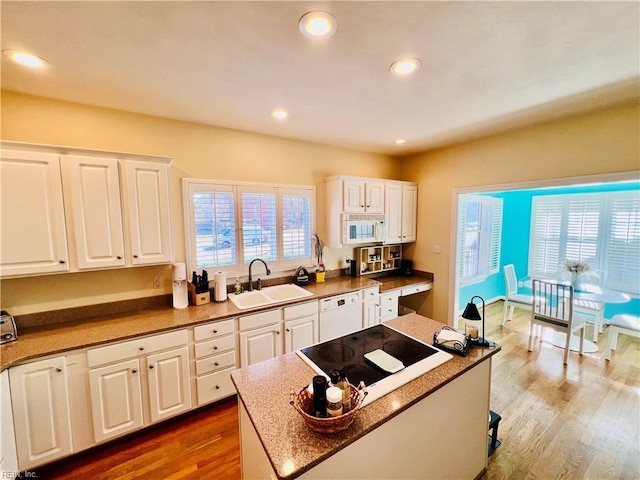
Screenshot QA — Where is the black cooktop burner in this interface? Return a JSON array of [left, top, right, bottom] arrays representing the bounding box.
[[300, 324, 439, 388]]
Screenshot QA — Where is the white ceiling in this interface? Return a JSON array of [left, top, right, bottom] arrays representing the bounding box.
[[1, 1, 639, 155]]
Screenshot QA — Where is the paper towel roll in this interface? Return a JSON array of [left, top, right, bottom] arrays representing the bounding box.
[[213, 271, 227, 302], [172, 262, 187, 281]]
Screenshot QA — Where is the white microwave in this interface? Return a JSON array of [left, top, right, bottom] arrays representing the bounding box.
[[342, 214, 386, 244]]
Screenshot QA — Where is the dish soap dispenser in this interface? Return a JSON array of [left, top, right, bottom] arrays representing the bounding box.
[[234, 278, 242, 295]]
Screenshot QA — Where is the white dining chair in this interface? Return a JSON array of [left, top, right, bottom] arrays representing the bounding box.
[[502, 264, 532, 325], [528, 279, 586, 365]]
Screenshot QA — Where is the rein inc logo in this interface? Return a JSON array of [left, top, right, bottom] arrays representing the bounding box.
[[2, 472, 37, 478]]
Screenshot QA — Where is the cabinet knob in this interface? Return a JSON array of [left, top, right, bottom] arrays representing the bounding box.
[[117, 256, 122, 259], [55, 367, 63, 373], [275, 330, 280, 335], [149, 365, 154, 369], [139, 347, 145, 351], [215, 385, 220, 390], [132, 369, 138, 374], [286, 328, 290, 332], [213, 329, 218, 334], [133, 255, 138, 258], [59, 260, 66, 264], [214, 362, 219, 367], [213, 345, 218, 350]]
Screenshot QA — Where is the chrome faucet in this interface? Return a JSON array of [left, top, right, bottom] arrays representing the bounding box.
[[248, 258, 271, 291]]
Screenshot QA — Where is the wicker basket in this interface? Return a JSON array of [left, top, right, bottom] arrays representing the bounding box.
[[290, 381, 367, 434]]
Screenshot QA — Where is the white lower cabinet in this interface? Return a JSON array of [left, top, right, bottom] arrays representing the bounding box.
[[363, 286, 381, 327], [239, 323, 283, 368], [87, 329, 191, 443], [9, 356, 73, 471], [1, 369, 18, 474], [89, 359, 144, 442], [193, 319, 237, 406], [283, 301, 318, 353]]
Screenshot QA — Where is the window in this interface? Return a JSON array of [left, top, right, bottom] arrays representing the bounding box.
[[529, 191, 640, 294], [184, 179, 315, 275], [457, 195, 503, 284]]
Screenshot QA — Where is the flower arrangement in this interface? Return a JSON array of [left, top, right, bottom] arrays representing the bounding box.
[[561, 259, 592, 275], [312, 233, 325, 272]]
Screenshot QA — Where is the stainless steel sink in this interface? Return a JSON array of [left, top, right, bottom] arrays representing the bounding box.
[[229, 283, 313, 309]]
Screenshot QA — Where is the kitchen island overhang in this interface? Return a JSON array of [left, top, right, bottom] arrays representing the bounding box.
[[231, 313, 501, 480]]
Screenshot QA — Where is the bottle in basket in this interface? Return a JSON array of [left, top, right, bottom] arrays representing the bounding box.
[[326, 387, 343, 417], [338, 370, 351, 413], [312, 375, 327, 418]]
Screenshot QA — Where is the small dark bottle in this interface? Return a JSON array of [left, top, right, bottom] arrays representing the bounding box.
[[312, 375, 328, 418]]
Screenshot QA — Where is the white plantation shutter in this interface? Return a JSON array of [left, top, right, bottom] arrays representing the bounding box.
[[606, 192, 640, 294], [240, 187, 277, 264], [280, 189, 313, 264], [529, 197, 563, 276], [529, 190, 640, 294], [489, 198, 503, 274]]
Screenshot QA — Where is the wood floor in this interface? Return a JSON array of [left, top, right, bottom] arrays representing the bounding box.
[[38, 301, 639, 480]]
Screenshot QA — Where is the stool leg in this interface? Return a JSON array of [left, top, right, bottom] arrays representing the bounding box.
[[606, 326, 617, 361]]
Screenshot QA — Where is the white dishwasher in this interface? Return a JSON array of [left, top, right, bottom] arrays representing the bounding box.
[[319, 291, 363, 342]]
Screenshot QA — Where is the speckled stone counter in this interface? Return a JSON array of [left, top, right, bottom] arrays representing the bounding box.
[[0, 275, 432, 371], [231, 313, 500, 480]]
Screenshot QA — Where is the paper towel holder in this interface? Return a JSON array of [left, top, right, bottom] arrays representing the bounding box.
[[432, 325, 470, 357]]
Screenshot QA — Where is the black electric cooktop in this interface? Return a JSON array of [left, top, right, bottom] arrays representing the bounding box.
[[299, 324, 440, 388]]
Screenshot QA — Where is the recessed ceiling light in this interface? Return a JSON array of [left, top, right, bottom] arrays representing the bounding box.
[[394, 139, 406, 145], [299, 11, 337, 39], [389, 58, 421, 76], [2, 49, 50, 69], [271, 109, 289, 120]]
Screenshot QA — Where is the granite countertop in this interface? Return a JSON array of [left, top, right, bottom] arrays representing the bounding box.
[[0, 274, 432, 371], [230, 313, 500, 480]]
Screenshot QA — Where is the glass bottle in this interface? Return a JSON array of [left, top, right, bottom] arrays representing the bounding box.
[[338, 370, 351, 413]]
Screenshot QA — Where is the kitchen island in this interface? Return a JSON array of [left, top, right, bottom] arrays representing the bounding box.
[[231, 313, 500, 480]]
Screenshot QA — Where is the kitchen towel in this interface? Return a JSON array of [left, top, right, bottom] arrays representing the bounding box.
[[213, 271, 227, 302], [364, 349, 404, 373]]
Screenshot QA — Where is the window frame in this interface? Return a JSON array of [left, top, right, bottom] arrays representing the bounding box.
[[183, 178, 316, 278]]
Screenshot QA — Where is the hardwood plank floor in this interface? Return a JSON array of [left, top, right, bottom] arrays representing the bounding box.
[[37, 301, 639, 479]]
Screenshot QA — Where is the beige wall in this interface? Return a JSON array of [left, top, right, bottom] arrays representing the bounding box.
[[401, 101, 640, 324], [1, 90, 398, 315]]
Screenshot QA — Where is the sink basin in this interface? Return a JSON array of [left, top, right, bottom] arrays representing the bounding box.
[[229, 283, 313, 309]]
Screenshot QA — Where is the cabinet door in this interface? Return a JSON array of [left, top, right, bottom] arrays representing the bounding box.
[[343, 179, 365, 213], [401, 185, 418, 242], [365, 181, 385, 213], [1, 370, 18, 473], [147, 347, 192, 423], [0, 150, 69, 277], [89, 359, 143, 443], [63, 155, 125, 269], [124, 161, 173, 265], [9, 357, 72, 471], [364, 300, 381, 327], [385, 183, 403, 243], [284, 315, 318, 353], [239, 324, 282, 368]]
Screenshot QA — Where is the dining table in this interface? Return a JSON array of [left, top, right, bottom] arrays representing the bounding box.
[[524, 279, 631, 352]]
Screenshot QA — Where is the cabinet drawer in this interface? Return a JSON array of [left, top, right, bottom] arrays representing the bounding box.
[[195, 351, 236, 376], [401, 283, 430, 296], [194, 335, 235, 359], [196, 368, 236, 406], [193, 318, 235, 342], [380, 290, 400, 308], [238, 309, 281, 331], [283, 301, 317, 320], [362, 287, 380, 302], [87, 329, 188, 368]]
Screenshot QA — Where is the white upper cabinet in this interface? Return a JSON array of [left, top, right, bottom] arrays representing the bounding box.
[[63, 155, 125, 269], [343, 178, 385, 214], [123, 161, 172, 265], [0, 150, 70, 276], [385, 182, 417, 244], [0, 142, 173, 277]]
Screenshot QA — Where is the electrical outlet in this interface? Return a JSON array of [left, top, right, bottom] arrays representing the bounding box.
[[433, 245, 442, 254], [153, 275, 163, 289]]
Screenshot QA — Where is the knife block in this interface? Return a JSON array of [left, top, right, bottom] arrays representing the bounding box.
[[188, 283, 210, 306]]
